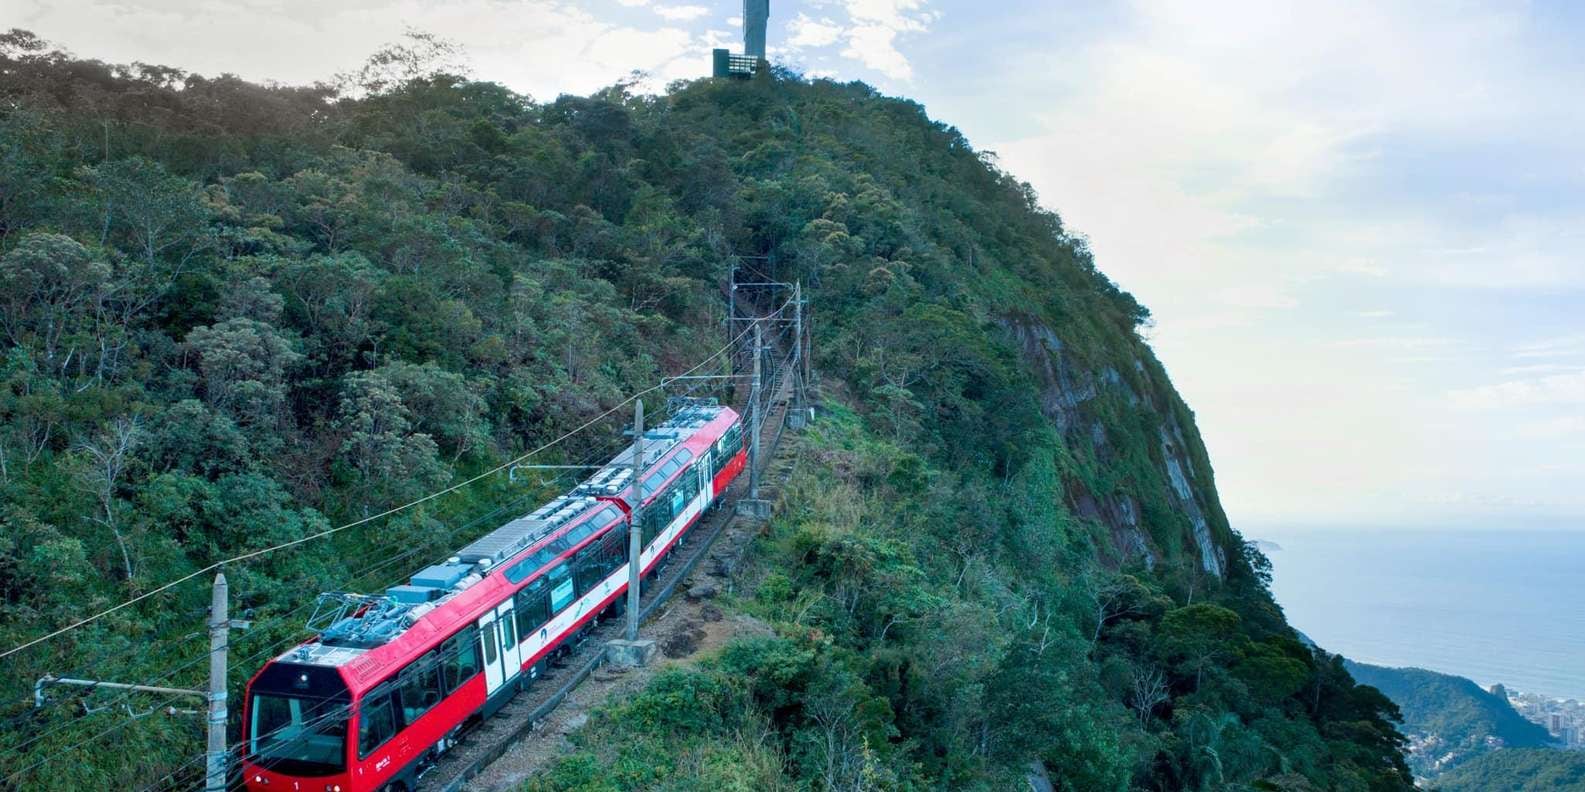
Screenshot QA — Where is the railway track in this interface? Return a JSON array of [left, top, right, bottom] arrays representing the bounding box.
[[415, 364, 800, 792]]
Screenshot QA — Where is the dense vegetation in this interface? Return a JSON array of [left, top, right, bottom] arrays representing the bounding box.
[[0, 29, 1412, 790], [1345, 661, 1552, 776], [1432, 748, 1585, 791]]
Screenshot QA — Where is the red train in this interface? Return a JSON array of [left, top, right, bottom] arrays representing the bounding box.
[[241, 403, 745, 791]]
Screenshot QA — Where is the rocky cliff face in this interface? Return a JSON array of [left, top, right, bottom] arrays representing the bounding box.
[[1004, 316, 1230, 577]]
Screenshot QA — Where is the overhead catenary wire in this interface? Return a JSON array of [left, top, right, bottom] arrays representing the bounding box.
[[10, 412, 660, 774], [1, 477, 564, 745], [8, 402, 704, 783], [6, 520, 560, 788], [6, 496, 525, 734], [0, 303, 786, 663], [2, 436, 640, 770], [131, 751, 209, 792], [5, 300, 798, 790], [3, 518, 511, 758]]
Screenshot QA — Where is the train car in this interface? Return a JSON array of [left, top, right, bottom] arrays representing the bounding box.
[[240, 402, 745, 792]]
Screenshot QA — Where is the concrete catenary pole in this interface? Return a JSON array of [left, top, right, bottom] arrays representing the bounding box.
[[205, 573, 228, 792], [625, 399, 645, 641], [748, 322, 763, 499], [803, 301, 812, 391], [792, 281, 803, 414], [728, 267, 737, 385]]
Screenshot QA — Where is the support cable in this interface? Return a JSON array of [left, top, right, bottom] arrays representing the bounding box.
[[8, 303, 794, 788], [0, 303, 784, 662]]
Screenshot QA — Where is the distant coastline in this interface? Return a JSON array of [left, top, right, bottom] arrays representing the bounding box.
[[1255, 527, 1585, 702]]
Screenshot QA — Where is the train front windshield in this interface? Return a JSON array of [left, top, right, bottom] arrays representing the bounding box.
[[248, 692, 348, 776]]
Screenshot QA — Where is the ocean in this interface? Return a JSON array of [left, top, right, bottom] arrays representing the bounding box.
[[1255, 527, 1585, 701]]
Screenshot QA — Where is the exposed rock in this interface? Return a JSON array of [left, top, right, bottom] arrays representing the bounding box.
[[1004, 315, 1227, 578], [662, 620, 708, 657], [1159, 423, 1225, 577]]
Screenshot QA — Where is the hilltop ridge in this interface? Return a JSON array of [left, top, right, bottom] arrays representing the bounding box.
[[0, 32, 1413, 790]]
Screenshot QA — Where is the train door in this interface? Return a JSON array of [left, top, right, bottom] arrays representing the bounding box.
[[478, 609, 519, 698], [495, 599, 522, 681], [699, 449, 714, 508], [478, 609, 504, 694]]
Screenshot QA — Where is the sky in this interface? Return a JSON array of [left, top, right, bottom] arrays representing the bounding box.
[[14, 0, 1585, 530]]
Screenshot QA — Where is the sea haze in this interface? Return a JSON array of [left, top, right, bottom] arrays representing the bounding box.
[[1256, 527, 1585, 701]]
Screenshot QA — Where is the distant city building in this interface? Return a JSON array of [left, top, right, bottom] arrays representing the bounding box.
[[1509, 687, 1585, 749]]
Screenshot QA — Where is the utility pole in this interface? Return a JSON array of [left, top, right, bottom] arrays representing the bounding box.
[[792, 281, 804, 417], [727, 266, 737, 387], [802, 293, 812, 396], [205, 573, 228, 792], [625, 400, 644, 642], [748, 322, 763, 499]]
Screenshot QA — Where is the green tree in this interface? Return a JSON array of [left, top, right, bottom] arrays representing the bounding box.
[[1159, 604, 1244, 691], [333, 369, 449, 509]]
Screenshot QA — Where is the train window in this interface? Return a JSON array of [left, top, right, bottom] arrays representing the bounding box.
[[606, 524, 629, 564], [357, 687, 397, 759], [516, 580, 551, 637], [574, 525, 624, 595], [569, 519, 597, 549], [442, 626, 479, 694], [548, 563, 574, 612], [500, 610, 516, 648], [642, 470, 666, 498], [573, 543, 601, 596], [507, 509, 615, 586], [481, 621, 498, 666], [642, 495, 665, 544], [505, 553, 541, 585], [397, 654, 441, 726], [670, 489, 686, 517], [248, 693, 347, 775]]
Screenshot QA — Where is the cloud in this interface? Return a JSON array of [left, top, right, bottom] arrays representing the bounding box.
[[841, 23, 918, 80], [1512, 334, 1585, 361], [16, 0, 717, 99], [1329, 336, 1457, 351], [653, 5, 709, 21], [1335, 258, 1388, 278], [1449, 369, 1585, 410], [1517, 415, 1585, 438], [787, 14, 844, 48], [776, 0, 936, 81], [978, 0, 1585, 522], [1214, 283, 1298, 310]]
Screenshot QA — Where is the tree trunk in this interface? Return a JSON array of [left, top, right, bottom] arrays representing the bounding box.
[[111, 524, 134, 581]]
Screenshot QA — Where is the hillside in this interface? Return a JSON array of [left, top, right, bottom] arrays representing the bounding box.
[[0, 31, 1412, 790], [1345, 661, 1553, 776], [1433, 748, 1585, 791]]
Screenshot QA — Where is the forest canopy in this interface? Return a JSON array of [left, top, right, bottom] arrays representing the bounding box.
[[0, 30, 1411, 791]]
